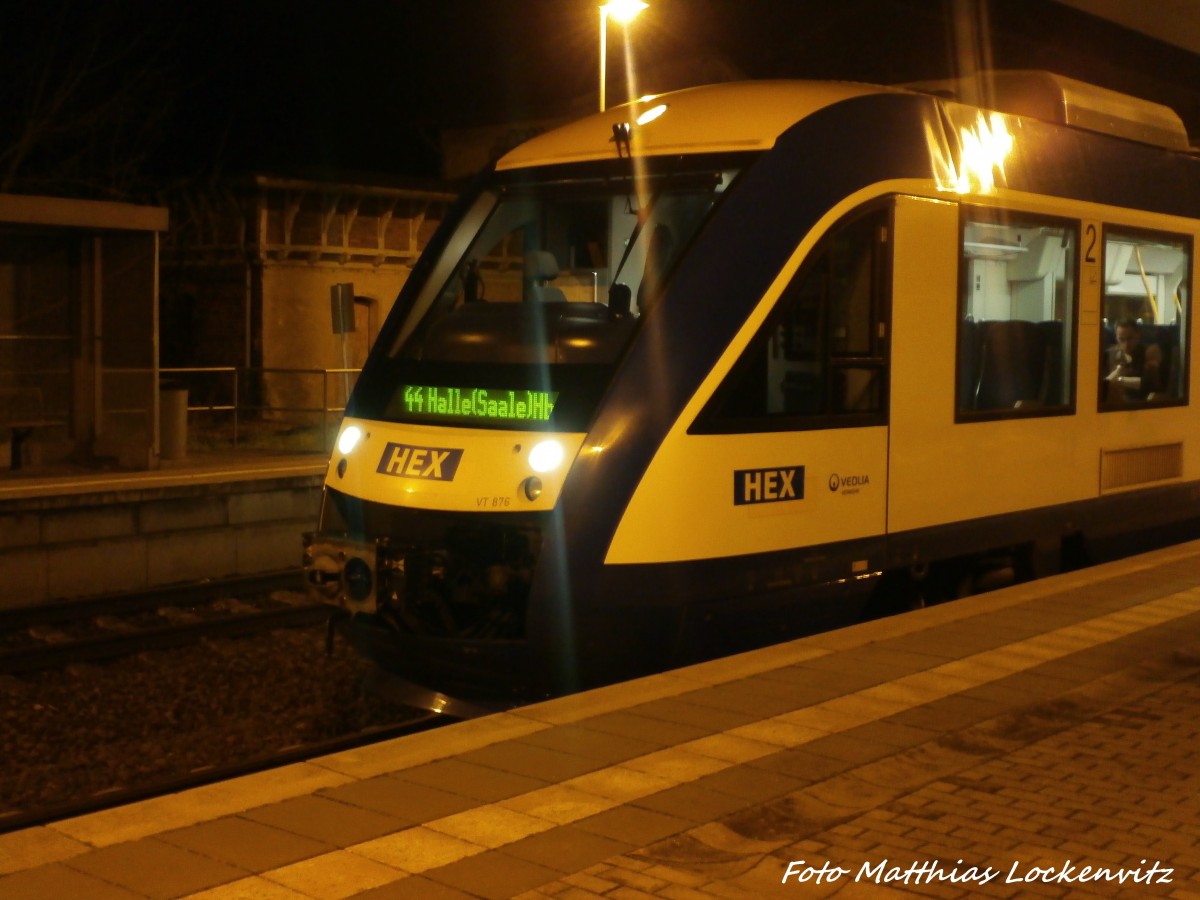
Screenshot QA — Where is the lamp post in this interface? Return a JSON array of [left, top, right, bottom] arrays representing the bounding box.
[[599, 0, 648, 111]]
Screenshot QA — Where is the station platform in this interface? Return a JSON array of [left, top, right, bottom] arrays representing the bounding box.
[[0, 451, 327, 609], [0, 450, 327, 503], [2, 540, 1199, 899]]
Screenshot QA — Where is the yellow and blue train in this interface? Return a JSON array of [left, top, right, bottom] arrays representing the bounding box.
[[305, 71, 1200, 711]]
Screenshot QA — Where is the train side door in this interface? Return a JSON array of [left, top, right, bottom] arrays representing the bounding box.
[[606, 202, 892, 564], [889, 196, 1090, 535]]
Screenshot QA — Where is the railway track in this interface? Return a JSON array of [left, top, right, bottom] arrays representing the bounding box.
[[0, 571, 329, 675], [0, 574, 454, 833], [0, 711, 452, 834]]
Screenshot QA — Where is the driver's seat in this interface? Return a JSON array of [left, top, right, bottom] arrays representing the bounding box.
[[525, 251, 568, 303]]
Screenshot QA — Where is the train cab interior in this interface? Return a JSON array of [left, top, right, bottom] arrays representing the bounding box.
[[398, 167, 737, 368], [696, 204, 891, 432]]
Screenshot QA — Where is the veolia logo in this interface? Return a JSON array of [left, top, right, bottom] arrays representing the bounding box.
[[829, 472, 870, 494]]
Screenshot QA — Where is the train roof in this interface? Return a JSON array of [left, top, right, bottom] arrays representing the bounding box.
[[904, 70, 1190, 151], [495, 80, 889, 170], [495, 73, 1191, 172]]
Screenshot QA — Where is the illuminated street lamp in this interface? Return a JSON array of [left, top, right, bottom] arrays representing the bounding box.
[[599, 0, 648, 111]]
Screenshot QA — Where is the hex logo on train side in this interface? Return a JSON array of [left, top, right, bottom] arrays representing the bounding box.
[[734, 466, 804, 506], [376, 442, 464, 481]]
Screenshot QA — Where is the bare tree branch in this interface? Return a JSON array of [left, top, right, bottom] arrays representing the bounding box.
[[0, 1, 187, 199]]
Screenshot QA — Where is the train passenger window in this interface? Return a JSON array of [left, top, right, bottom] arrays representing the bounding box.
[[694, 204, 890, 432], [1099, 228, 1191, 410], [956, 209, 1077, 419]]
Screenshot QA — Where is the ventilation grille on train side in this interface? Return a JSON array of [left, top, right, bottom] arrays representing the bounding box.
[[1100, 442, 1183, 492]]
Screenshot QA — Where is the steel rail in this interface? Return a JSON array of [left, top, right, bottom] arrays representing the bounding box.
[[0, 570, 331, 675], [0, 603, 333, 675], [0, 570, 305, 631]]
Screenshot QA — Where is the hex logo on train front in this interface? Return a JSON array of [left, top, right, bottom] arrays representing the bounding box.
[[377, 442, 464, 481], [734, 466, 804, 506]]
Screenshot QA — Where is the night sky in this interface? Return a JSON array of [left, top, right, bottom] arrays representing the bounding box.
[[3, 0, 1199, 197]]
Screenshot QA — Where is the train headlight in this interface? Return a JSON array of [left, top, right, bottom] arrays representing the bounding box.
[[337, 425, 363, 455], [528, 439, 564, 473]]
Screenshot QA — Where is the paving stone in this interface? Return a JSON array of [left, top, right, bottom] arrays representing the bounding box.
[[262, 850, 405, 898], [239, 794, 408, 847], [686, 762, 805, 806], [456, 740, 607, 783], [502, 825, 635, 873], [64, 837, 247, 899], [579, 711, 715, 751], [424, 850, 564, 900], [625, 697, 762, 732], [317, 773, 478, 824], [631, 782, 756, 824], [574, 806, 694, 847], [350, 874, 479, 898], [0, 863, 146, 900], [158, 815, 334, 872], [517, 723, 663, 764], [397, 757, 551, 802]]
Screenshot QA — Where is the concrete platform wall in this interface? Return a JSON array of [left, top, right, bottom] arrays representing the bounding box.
[[0, 474, 323, 608]]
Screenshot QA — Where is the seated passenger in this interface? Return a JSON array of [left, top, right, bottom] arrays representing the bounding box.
[[1103, 319, 1162, 403]]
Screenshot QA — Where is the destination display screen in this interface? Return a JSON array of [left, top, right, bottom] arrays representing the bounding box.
[[399, 385, 558, 423]]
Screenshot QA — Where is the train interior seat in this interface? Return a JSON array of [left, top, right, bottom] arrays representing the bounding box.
[[964, 319, 1063, 411], [524, 251, 569, 304]]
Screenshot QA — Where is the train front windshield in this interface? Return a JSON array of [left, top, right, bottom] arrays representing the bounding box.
[[355, 159, 745, 432]]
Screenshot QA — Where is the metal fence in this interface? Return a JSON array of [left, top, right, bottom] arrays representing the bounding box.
[[2, 360, 360, 464], [159, 366, 361, 453]]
